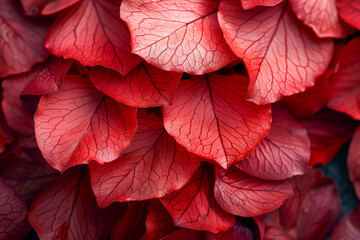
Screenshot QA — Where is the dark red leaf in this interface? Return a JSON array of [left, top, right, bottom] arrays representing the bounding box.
[[236, 104, 310, 180], [263, 212, 291, 240], [120, 0, 238, 75], [281, 70, 331, 118], [218, 0, 334, 104], [348, 126, 360, 200], [205, 220, 255, 240], [90, 109, 200, 207], [214, 166, 293, 217], [163, 74, 271, 169], [161, 228, 205, 240], [263, 172, 341, 240], [0, 148, 59, 205], [299, 110, 357, 166], [328, 37, 360, 120], [141, 200, 177, 240], [279, 169, 323, 232], [110, 201, 148, 240], [161, 164, 235, 233], [337, 0, 360, 30], [22, 57, 73, 95], [0, 179, 30, 240], [0, 113, 13, 154], [295, 179, 341, 240], [21, 0, 80, 15], [2, 68, 41, 135], [34, 74, 137, 172], [289, 0, 355, 38], [331, 205, 360, 240], [0, 0, 49, 77], [42, 0, 80, 15], [89, 63, 182, 107], [28, 167, 121, 240], [45, 0, 142, 76], [240, 0, 283, 10]]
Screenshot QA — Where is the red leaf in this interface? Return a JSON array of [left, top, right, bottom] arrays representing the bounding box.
[[263, 212, 291, 240], [89, 63, 182, 107], [141, 200, 177, 240], [337, 0, 360, 30], [206, 220, 256, 240], [214, 166, 293, 217], [218, 0, 334, 104], [161, 164, 235, 233], [42, 0, 80, 15], [331, 205, 360, 240], [240, 0, 283, 10], [35, 74, 137, 172], [281, 70, 330, 118], [110, 201, 148, 240], [2, 69, 40, 135], [163, 74, 271, 169], [161, 228, 205, 240], [236, 104, 310, 180], [45, 0, 142, 76], [0, 114, 13, 154], [263, 173, 341, 240], [299, 110, 357, 166], [120, 0, 238, 75], [21, 0, 79, 15], [0, 179, 30, 240], [28, 167, 121, 240], [0, 0, 49, 77], [279, 169, 323, 232], [90, 109, 200, 206], [0, 148, 59, 205], [328, 37, 360, 120], [348, 126, 360, 200], [295, 179, 341, 240], [22, 57, 73, 95], [288, 0, 355, 38]]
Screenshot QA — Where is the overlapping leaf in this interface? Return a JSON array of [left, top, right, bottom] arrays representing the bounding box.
[[0, 0, 49, 77], [161, 164, 235, 233], [2, 68, 41, 135], [21, 0, 80, 15], [35, 74, 137, 172], [337, 0, 360, 30], [22, 57, 73, 95], [328, 37, 360, 120], [120, 0, 238, 74], [236, 104, 310, 180], [90, 109, 200, 207], [214, 166, 293, 217], [348, 126, 360, 200], [218, 0, 334, 104], [45, 0, 142, 76], [0, 179, 30, 240], [163, 74, 271, 169], [331, 205, 360, 240], [289, 0, 354, 38], [28, 167, 122, 240], [240, 0, 283, 10], [89, 63, 182, 107]]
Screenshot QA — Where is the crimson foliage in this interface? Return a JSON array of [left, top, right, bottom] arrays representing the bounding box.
[[0, 0, 359, 239]]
